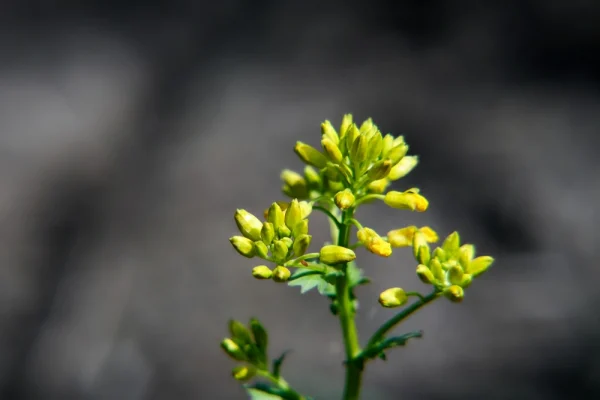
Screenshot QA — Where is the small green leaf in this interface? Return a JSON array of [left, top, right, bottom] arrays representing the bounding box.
[[346, 261, 368, 289], [250, 318, 268, 366], [288, 268, 336, 295], [272, 350, 291, 378], [361, 330, 424, 361]]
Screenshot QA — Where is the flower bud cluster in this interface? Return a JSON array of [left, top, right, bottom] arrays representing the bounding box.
[[230, 199, 313, 283], [412, 231, 495, 302], [284, 114, 421, 200], [221, 318, 269, 382]]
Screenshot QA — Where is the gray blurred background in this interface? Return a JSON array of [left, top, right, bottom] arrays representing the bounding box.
[[1, 1, 599, 399]]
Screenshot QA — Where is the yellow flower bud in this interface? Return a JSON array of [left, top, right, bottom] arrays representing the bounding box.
[[432, 247, 447, 262], [281, 237, 293, 249], [230, 236, 256, 258], [322, 138, 343, 163], [448, 265, 464, 285], [367, 159, 393, 181], [221, 338, 247, 361], [359, 118, 374, 134], [416, 245, 430, 265], [416, 264, 435, 284], [366, 131, 383, 161], [458, 244, 475, 270], [429, 257, 445, 282], [281, 169, 309, 199], [321, 120, 339, 144], [381, 134, 395, 157], [388, 155, 419, 180], [294, 141, 328, 169], [350, 134, 368, 167], [292, 219, 309, 237], [299, 201, 313, 219], [412, 231, 429, 260], [304, 166, 322, 190], [388, 226, 418, 247], [254, 241, 269, 258], [357, 227, 392, 257], [267, 202, 285, 230], [367, 178, 390, 194], [252, 265, 273, 280], [467, 256, 494, 277], [328, 180, 345, 193], [334, 189, 355, 210], [292, 234, 312, 256], [387, 143, 409, 165], [272, 240, 289, 261], [444, 285, 464, 303], [319, 245, 356, 265], [442, 231, 461, 255], [378, 287, 408, 308], [384, 190, 429, 212], [344, 124, 360, 154], [261, 222, 275, 245], [339, 114, 353, 140], [232, 365, 256, 381], [461, 273, 473, 288], [285, 199, 302, 230], [277, 225, 291, 238], [234, 209, 263, 241], [272, 266, 291, 282]]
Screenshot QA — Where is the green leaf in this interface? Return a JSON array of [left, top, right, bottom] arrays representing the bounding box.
[[288, 268, 336, 295], [361, 330, 424, 361], [249, 318, 268, 368], [272, 350, 291, 378], [346, 261, 368, 289], [246, 387, 283, 400]]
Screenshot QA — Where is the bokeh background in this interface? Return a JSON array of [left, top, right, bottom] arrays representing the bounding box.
[[1, 1, 599, 399]]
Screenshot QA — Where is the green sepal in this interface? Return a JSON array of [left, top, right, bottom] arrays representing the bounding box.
[[272, 350, 291, 378]]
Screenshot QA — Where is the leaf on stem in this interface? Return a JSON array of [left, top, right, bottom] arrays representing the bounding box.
[[361, 330, 424, 361], [287, 268, 336, 295]]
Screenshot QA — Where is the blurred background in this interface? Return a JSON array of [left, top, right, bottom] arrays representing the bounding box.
[[1, 1, 599, 399]]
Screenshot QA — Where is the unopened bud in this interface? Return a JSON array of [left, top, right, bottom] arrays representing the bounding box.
[[281, 169, 308, 199], [321, 120, 339, 143], [442, 231, 461, 255], [387, 143, 409, 165], [267, 202, 285, 230], [272, 240, 289, 261], [339, 114, 353, 140], [334, 189, 355, 210], [221, 338, 247, 361], [230, 236, 256, 258], [234, 209, 263, 241], [292, 234, 312, 256], [294, 141, 328, 169], [261, 222, 275, 245], [378, 287, 408, 308], [285, 199, 302, 230], [429, 258, 445, 282], [319, 245, 356, 265], [272, 266, 291, 282], [254, 241, 269, 258], [350, 134, 368, 167], [384, 190, 429, 212], [298, 201, 313, 219], [366, 131, 384, 161], [292, 219, 309, 238], [277, 225, 291, 238], [388, 155, 419, 180], [252, 265, 273, 280], [416, 264, 435, 284], [448, 265, 464, 285], [381, 134, 395, 157], [229, 320, 252, 344], [367, 159, 393, 181], [458, 244, 475, 270], [321, 137, 343, 163], [232, 365, 256, 381], [467, 256, 494, 277], [304, 166, 322, 190], [344, 124, 360, 155], [444, 285, 464, 303]]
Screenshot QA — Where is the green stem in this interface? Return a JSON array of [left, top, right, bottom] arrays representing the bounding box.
[[366, 290, 439, 349], [256, 370, 305, 400], [313, 205, 342, 229], [336, 210, 363, 400], [353, 194, 385, 207]]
